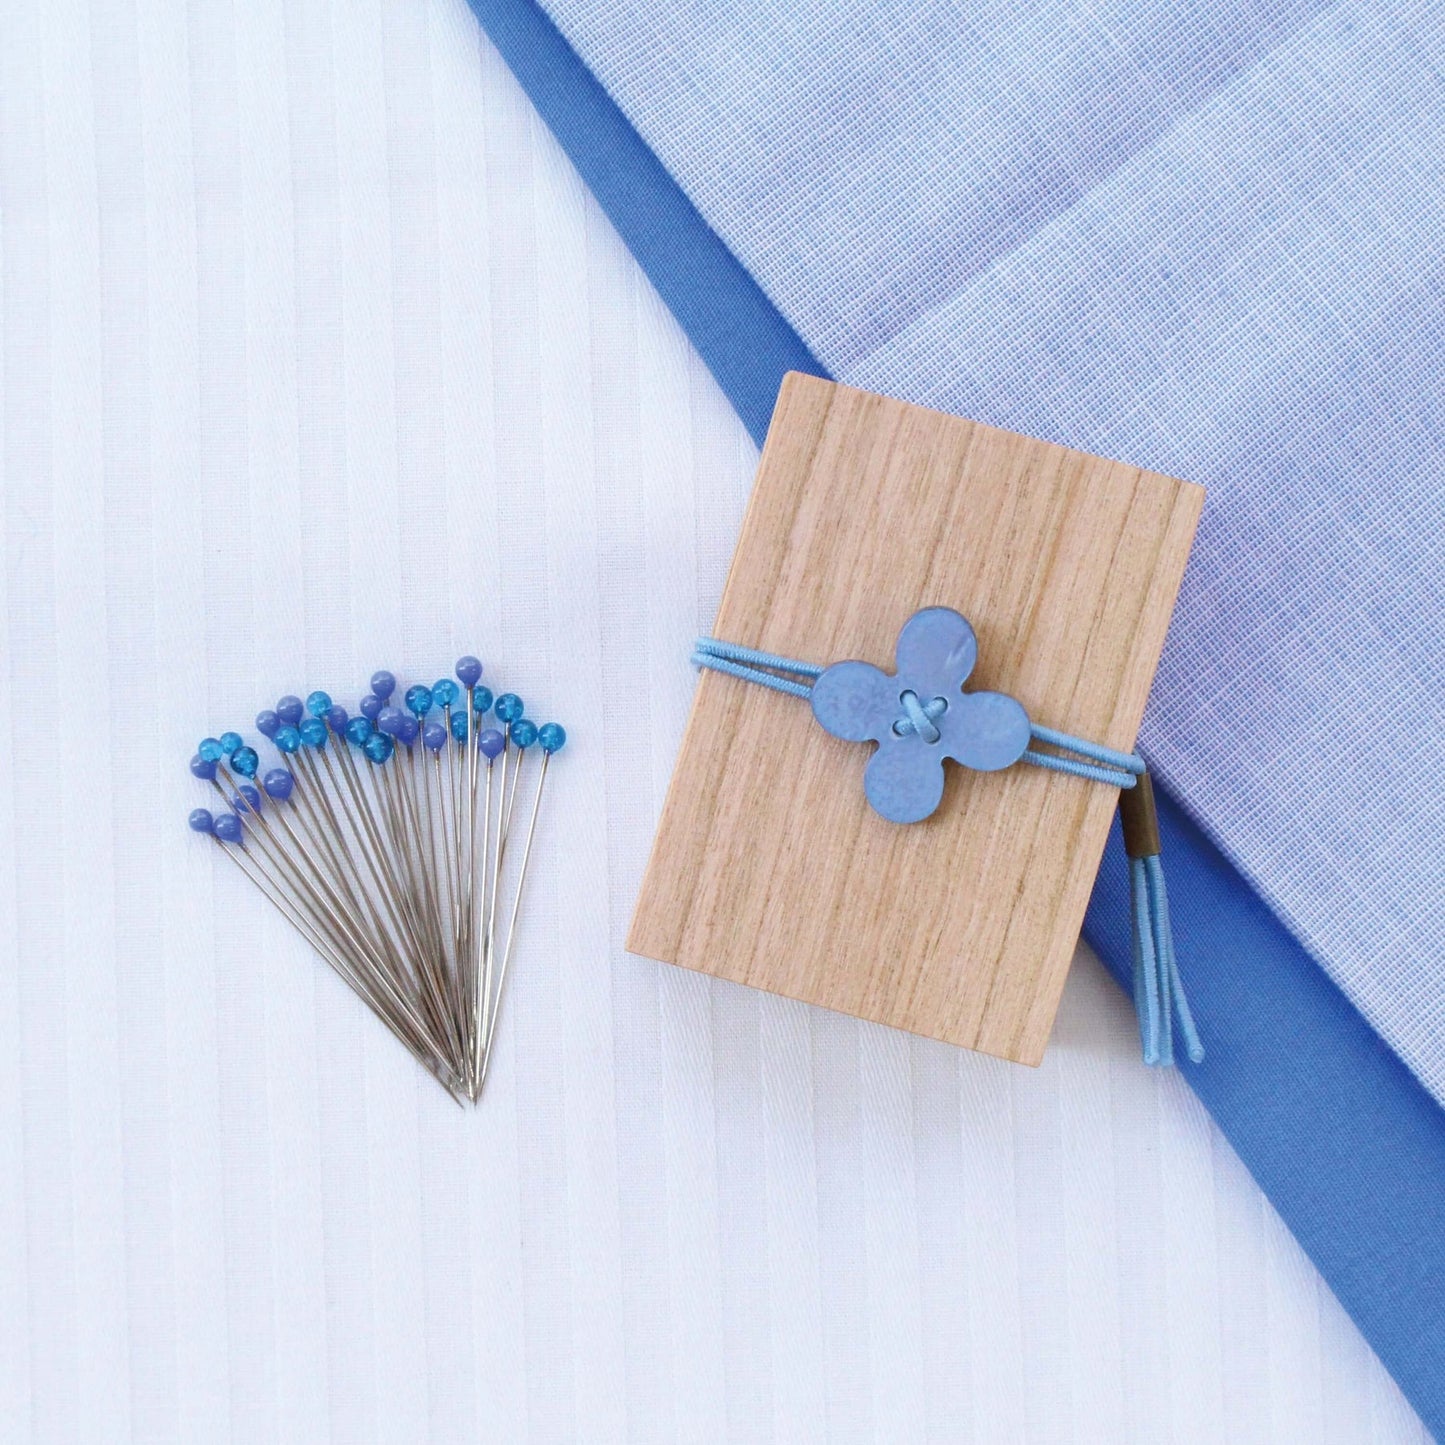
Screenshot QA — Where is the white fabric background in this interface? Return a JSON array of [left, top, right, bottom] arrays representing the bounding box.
[[0, 2, 1428, 1440]]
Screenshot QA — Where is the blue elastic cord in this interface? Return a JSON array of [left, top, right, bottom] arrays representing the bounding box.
[[897, 690, 945, 743], [1023, 723, 1145, 789], [690, 639, 822, 700], [692, 639, 1146, 786], [1020, 744, 1138, 790], [1131, 854, 1205, 1065], [692, 634, 1201, 1066]]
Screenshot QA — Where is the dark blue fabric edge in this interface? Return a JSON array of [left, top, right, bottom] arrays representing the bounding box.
[[1089, 802, 1445, 1437], [464, 0, 1445, 1432]]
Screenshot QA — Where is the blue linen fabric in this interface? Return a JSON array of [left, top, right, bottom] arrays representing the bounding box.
[[537, 0, 1445, 1112]]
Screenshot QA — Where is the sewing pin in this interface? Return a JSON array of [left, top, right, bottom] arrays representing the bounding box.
[[469, 723, 506, 1094], [480, 722, 564, 1088]]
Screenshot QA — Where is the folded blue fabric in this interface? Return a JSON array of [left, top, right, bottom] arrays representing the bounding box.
[[540, 0, 1445, 1120], [464, 0, 1445, 1432]]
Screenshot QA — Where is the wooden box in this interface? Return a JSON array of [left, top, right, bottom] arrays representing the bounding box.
[[628, 374, 1202, 1064]]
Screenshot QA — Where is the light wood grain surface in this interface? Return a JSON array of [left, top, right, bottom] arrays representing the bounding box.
[[629, 374, 1203, 1064]]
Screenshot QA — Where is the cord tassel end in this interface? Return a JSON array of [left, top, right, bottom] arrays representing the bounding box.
[[1121, 773, 1203, 1066]]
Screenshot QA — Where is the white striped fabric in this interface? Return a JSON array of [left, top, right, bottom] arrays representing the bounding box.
[[0, 2, 1426, 1440]]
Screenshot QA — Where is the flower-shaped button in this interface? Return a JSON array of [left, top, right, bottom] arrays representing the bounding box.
[[809, 607, 1031, 824]]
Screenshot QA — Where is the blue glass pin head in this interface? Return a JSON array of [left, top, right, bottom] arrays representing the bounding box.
[[198, 737, 225, 763], [494, 693, 523, 726], [234, 784, 263, 813], [299, 718, 327, 749], [274, 726, 302, 755], [511, 719, 539, 749], [363, 732, 394, 765], [473, 686, 494, 716], [218, 731, 243, 756], [431, 679, 458, 709], [450, 710, 468, 743], [404, 684, 433, 718], [306, 690, 332, 719], [262, 768, 295, 801], [345, 717, 373, 748], [538, 723, 567, 754], [230, 746, 260, 778]]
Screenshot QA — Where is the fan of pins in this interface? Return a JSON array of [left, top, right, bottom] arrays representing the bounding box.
[[186, 657, 566, 1105]]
